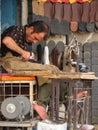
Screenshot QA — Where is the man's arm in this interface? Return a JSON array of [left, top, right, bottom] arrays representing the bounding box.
[[2, 36, 30, 61]]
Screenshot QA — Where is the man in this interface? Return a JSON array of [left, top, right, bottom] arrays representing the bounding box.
[[0, 21, 60, 73], [1, 21, 50, 61], [0, 21, 61, 120]]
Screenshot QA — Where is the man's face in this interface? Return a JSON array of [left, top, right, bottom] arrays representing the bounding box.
[[26, 27, 46, 44]]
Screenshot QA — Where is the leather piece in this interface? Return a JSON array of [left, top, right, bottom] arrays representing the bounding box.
[[86, 23, 95, 32], [52, 47, 59, 67], [54, 3, 63, 22], [50, 18, 60, 34], [47, 40, 55, 55], [71, 3, 82, 22], [37, 44, 43, 63], [44, 2, 53, 21], [81, 2, 90, 23], [63, 3, 72, 22], [70, 21, 78, 32], [78, 22, 87, 32], [70, 3, 82, 32], [60, 20, 70, 35], [89, 0, 97, 23]]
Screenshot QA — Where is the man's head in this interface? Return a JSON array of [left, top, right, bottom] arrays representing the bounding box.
[[26, 21, 50, 44]]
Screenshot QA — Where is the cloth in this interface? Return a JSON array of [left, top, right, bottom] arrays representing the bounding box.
[[37, 82, 68, 108], [0, 52, 61, 86], [52, 47, 59, 67]]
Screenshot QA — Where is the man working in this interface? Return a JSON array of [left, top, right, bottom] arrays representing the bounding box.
[[1, 20, 86, 122], [1, 21, 49, 61], [0, 21, 62, 120]]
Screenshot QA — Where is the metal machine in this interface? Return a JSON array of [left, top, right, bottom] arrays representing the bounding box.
[[1, 95, 31, 121]]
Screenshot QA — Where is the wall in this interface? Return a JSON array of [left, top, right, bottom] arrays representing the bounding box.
[[1, 0, 17, 32]]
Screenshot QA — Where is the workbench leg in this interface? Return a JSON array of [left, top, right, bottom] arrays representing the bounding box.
[[50, 79, 60, 121], [55, 80, 60, 120], [67, 81, 72, 130], [29, 80, 36, 120], [83, 80, 92, 124], [73, 81, 78, 130], [67, 81, 78, 130], [50, 79, 55, 120], [30, 81, 34, 119]]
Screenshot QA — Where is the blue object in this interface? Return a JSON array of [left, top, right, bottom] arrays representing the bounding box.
[[1, 0, 17, 32], [79, 63, 88, 72]]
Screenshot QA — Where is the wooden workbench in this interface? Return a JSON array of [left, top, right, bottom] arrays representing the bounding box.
[[10, 71, 98, 130]]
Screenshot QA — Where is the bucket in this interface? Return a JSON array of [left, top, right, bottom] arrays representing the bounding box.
[[37, 121, 67, 130]]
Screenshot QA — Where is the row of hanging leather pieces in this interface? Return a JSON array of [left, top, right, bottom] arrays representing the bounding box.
[[32, 1, 98, 23]]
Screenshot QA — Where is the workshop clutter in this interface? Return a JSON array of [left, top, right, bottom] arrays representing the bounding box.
[[32, 0, 98, 34], [37, 121, 67, 130]]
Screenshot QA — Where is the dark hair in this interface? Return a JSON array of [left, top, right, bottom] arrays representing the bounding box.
[[28, 21, 50, 40]]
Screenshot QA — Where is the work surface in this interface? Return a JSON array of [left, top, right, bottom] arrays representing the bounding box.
[[11, 70, 98, 80]]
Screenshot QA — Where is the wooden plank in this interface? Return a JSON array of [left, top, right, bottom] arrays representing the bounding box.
[[11, 70, 53, 77], [12, 71, 98, 80], [0, 120, 38, 127]]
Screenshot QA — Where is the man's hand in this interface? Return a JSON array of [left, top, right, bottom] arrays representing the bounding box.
[[2, 37, 31, 61], [21, 50, 30, 61]]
